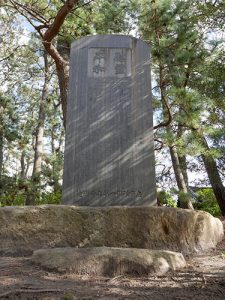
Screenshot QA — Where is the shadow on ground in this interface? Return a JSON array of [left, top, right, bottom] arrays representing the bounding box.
[[0, 250, 225, 300]]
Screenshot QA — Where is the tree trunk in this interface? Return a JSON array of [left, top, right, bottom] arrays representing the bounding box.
[[0, 105, 4, 180], [178, 154, 189, 187], [56, 62, 69, 128], [177, 124, 189, 187], [169, 144, 194, 209], [0, 127, 3, 180], [198, 132, 225, 216], [50, 123, 61, 194], [26, 51, 49, 205], [56, 40, 70, 128], [0, 123, 3, 194], [20, 149, 26, 180]]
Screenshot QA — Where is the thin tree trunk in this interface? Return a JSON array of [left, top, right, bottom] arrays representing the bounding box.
[[56, 63, 69, 128], [197, 131, 225, 216], [0, 106, 4, 179], [26, 51, 49, 205], [169, 144, 194, 209], [20, 149, 26, 180], [0, 128, 3, 180], [50, 124, 60, 193], [0, 124, 3, 194], [178, 154, 189, 187], [25, 157, 30, 178], [177, 124, 189, 187]]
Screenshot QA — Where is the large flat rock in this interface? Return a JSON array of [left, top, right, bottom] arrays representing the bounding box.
[[32, 247, 186, 276], [0, 205, 223, 255]]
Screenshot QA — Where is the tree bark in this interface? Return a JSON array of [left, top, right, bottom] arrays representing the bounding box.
[[50, 124, 61, 194], [178, 154, 189, 187], [197, 131, 225, 216], [169, 144, 194, 209], [0, 123, 3, 179], [177, 124, 189, 187], [0, 105, 4, 183], [0, 129, 3, 194], [26, 51, 49, 205], [20, 149, 26, 180]]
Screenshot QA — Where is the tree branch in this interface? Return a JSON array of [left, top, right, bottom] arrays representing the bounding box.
[[9, 0, 48, 24], [154, 138, 164, 150], [153, 78, 172, 130], [0, 45, 22, 62], [43, 0, 80, 42]]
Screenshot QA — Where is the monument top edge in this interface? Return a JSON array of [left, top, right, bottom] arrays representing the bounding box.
[[71, 34, 149, 49]]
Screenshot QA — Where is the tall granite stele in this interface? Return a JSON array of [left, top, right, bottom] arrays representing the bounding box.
[[63, 35, 156, 206]]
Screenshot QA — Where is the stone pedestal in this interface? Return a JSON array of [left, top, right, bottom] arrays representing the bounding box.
[[0, 206, 223, 255]]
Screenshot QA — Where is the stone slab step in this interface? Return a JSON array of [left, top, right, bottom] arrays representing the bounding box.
[[32, 247, 186, 276]]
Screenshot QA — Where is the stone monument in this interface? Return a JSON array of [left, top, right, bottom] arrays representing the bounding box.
[[62, 35, 156, 206]]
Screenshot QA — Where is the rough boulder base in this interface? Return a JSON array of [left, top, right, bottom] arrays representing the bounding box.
[[32, 247, 186, 276], [0, 205, 223, 256]]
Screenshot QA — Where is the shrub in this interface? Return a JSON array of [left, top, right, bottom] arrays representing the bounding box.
[[35, 191, 61, 205], [0, 193, 26, 206], [194, 188, 221, 217], [157, 190, 177, 207], [0, 189, 61, 207]]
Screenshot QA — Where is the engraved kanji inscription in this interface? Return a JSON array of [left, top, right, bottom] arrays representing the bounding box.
[[113, 50, 127, 76], [88, 48, 131, 77], [92, 48, 106, 76]]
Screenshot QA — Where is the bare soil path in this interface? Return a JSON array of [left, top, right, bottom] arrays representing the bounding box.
[[0, 221, 224, 300]]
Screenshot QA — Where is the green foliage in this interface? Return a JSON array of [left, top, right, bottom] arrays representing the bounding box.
[[0, 189, 61, 207], [157, 190, 177, 207], [35, 191, 61, 205], [0, 176, 26, 206], [194, 188, 221, 217], [170, 188, 194, 208], [0, 193, 26, 207], [0, 93, 20, 142], [92, 0, 133, 34], [0, 175, 61, 206], [137, 0, 225, 210], [54, 0, 134, 43]]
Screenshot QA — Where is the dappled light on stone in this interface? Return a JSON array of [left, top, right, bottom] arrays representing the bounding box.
[[0, 206, 223, 256], [62, 35, 156, 206]]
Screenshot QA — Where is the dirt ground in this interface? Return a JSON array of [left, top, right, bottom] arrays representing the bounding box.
[[0, 220, 224, 300]]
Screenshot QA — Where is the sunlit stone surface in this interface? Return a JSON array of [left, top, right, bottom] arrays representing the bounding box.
[[63, 35, 156, 206]]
